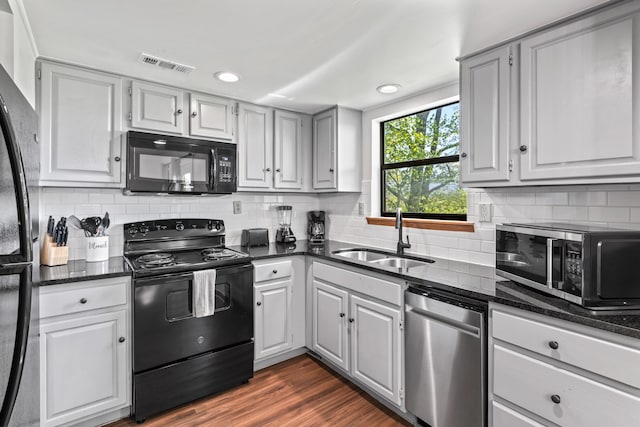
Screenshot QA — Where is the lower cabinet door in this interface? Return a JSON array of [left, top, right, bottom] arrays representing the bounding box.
[[40, 310, 128, 427], [349, 295, 401, 405], [312, 280, 349, 371], [254, 280, 293, 360]]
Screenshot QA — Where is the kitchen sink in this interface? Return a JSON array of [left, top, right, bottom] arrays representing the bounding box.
[[331, 248, 434, 270], [369, 257, 429, 269]]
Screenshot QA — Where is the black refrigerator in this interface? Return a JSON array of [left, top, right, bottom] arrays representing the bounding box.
[[0, 64, 39, 427]]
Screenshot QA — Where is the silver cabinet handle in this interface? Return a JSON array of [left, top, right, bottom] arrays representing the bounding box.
[[191, 111, 197, 118], [256, 301, 262, 306], [460, 152, 467, 158], [276, 168, 281, 172], [551, 394, 561, 404], [264, 168, 271, 172], [329, 168, 334, 173], [520, 145, 528, 152], [176, 109, 183, 115], [118, 337, 126, 343], [114, 156, 121, 162], [272, 269, 278, 274]]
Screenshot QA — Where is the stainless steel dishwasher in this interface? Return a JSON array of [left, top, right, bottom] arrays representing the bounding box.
[[405, 285, 487, 427]]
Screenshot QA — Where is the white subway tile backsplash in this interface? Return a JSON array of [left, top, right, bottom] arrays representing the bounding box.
[[569, 191, 607, 206], [608, 191, 640, 207], [551, 206, 589, 221], [535, 192, 568, 205], [588, 206, 629, 222]]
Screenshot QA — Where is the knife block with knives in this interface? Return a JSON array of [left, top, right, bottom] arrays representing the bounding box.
[[41, 216, 69, 266]]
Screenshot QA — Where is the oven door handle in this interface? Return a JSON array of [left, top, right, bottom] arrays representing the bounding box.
[[134, 271, 194, 286]]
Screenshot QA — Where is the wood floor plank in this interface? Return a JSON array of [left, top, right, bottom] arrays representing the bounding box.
[[108, 355, 410, 427]]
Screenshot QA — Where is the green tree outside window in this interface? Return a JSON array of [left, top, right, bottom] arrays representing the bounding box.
[[381, 102, 466, 219]]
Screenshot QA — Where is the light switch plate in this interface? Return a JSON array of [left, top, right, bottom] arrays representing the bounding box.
[[479, 203, 492, 222], [233, 201, 242, 214], [358, 202, 364, 216]]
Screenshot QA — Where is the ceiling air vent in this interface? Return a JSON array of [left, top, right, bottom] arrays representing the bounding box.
[[138, 53, 195, 74]]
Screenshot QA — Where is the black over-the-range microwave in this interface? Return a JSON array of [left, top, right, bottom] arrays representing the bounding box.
[[496, 223, 640, 311], [125, 131, 237, 195]]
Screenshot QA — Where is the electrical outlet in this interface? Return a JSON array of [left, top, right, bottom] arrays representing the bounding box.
[[479, 203, 492, 222], [233, 201, 242, 214], [358, 202, 365, 216]]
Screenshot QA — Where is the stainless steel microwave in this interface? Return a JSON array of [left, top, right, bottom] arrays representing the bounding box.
[[125, 131, 236, 195], [496, 223, 640, 311]]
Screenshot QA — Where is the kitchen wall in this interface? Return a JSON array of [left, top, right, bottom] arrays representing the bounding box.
[[321, 184, 640, 266], [40, 188, 319, 260]]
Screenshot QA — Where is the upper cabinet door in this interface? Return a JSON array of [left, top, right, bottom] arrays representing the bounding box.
[[520, 7, 640, 180], [460, 45, 512, 183], [274, 110, 303, 189], [131, 81, 184, 134], [238, 103, 273, 188], [189, 93, 234, 140], [39, 62, 123, 185], [313, 108, 337, 189]]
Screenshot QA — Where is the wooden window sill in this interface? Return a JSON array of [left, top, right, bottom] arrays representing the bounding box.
[[365, 217, 475, 233]]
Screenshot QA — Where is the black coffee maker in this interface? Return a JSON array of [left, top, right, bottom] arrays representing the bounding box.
[[307, 211, 325, 244]]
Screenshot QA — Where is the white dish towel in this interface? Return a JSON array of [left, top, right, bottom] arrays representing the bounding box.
[[193, 269, 217, 318]]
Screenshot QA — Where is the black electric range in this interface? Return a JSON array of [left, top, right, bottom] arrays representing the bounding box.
[[123, 219, 254, 423]]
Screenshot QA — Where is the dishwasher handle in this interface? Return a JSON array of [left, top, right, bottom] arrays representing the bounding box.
[[405, 304, 481, 338]]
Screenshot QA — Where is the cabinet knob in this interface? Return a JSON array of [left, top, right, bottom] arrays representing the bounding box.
[[80, 298, 87, 304], [519, 145, 528, 152], [257, 301, 262, 306], [272, 269, 278, 274], [550, 394, 561, 404], [176, 109, 183, 115], [339, 313, 345, 318], [276, 168, 281, 173], [348, 318, 354, 323], [114, 156, 121, 162], [119, 337, 126, 343], [460, 152, 467, 158], [329, 168, 334, 173], [548, 340, 559, 350], [191, 111, 197, 118], [264, 168, 271, 172]]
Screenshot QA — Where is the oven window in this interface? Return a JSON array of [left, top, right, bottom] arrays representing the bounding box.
[[164, 281, 231, 321]]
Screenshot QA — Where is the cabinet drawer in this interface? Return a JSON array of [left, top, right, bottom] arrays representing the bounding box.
[[254, 260, 292, 283], [313, 262, 401, 306], [493, 345, 640, 427], [492, 309, 640, 389], [40, 278, 128, 319], [492, 401, 544, 427]]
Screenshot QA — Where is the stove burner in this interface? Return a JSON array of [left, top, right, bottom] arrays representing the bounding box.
[[136, 253, 176, 268], [201, 248, 240, 261]]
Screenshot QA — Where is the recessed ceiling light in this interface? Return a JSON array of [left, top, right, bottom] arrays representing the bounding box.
[[214, 71, 240, 83], [377, 84, 401, 94]]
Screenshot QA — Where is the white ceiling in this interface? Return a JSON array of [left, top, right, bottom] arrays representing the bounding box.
[[22, 0, 610, 114]]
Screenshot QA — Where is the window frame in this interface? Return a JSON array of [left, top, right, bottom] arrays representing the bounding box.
[[379, 101, 466, 221]]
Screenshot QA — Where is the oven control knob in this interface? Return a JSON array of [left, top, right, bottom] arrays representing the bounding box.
[[215, 222, 221, 231], [139, 226, 149, 234], [128, 227, 138, 236], [207, 222, 214, 231], [176, 223, 185, 231]]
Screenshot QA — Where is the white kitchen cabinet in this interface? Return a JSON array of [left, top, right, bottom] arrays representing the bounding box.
[[254, 280, 293, 360], [489, 304, 640, 427], [189, 93, 235, 140], [312, 106, 361, 192], [311, 261, 404, 407], [39, 277, 131, 427], [519, 4, 640, 181], [238, 103, 273, 188], [130, 81, 184, 134], [312, 280, 350, 371], [38, 61, 123, 187], [274, 110, 304, 189], [459, 0, 640, 187], [349, 294, 401, 404], [460, 45, 512, 183], [253, 258, 306, 365]]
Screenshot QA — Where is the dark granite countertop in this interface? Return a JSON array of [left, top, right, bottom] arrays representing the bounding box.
[[231, 240, 640, 339], [38, 257, 132, 286], [39, 241, 640, 339]]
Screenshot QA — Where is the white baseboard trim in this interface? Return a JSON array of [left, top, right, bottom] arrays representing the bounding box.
[[254, 347, 308, 371]]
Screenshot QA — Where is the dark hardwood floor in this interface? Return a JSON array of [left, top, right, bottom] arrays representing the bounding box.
[[109, 355, 410, 427]]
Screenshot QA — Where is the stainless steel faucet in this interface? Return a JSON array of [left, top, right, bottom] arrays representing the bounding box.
[[395, 207, 411, 255]]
